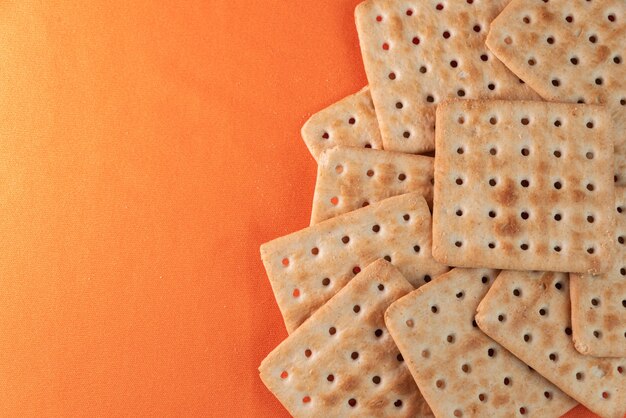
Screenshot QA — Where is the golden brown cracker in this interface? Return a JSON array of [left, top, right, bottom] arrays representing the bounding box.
[[433, 100, 615, 274], [261, 193, 449, 333], [302, 87, 383, 162], [259, 260, 433, 417], [477, 271, 626, 418], [486, 0, 626, 184], [311, 147, 433, 224], [355, 0, 539, 153]]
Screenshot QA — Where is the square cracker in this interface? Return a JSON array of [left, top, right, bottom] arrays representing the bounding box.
[[385, 268, 577, 418], [354, 0, 539, 154], [432, 99, 615, 274], [261, 193, 449, 333], [259, 260, 433, 418], [301, 87, 383, 162], [476, 271, 626, 418], [310, 146, 434, 225], [570, 186, 626, 358], [486, 0, 626, 184]]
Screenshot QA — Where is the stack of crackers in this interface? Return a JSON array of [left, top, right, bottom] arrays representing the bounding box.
[[259, 1, 626, 417]]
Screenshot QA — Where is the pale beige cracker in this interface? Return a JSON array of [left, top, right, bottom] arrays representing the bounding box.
[[570, 186, 626, 358], [476, 271, 626, 418], [385, 268, 577, 418], [259, 260, 433, 418], [354, 0, 539, 154], [486, 0, 626, 185], [261, 193, 449, 333], [301, 87, 383, 162], [432, 99, 615, 274], [310, 146, 434, 225]]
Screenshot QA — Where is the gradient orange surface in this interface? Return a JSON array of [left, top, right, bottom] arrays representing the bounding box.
[[0, 0, 603, 416]]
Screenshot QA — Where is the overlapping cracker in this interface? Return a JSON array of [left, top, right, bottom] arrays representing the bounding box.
[[385, 268, 577, 418], [486, 0, 626, 184], [476, 271, 626, 418], [354, 0, 539, 154], [261, 193, 449, 333], [570, 186, 626, 358], [301, 87, 383, 162], [432, 100, 615, 274], [310, 147, 434, 225], [259, 260, 434, 418]]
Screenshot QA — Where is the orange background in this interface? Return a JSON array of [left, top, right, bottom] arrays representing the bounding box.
[[0, 0, 599, 416]]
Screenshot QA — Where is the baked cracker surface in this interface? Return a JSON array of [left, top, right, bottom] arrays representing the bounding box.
[[301, 87, 383, 162], [476, 271, 626, 418], [259, 260, 433, 418], [385, 268, 577, 418], [486, 0, 626, 185], [261, 193, 449, 333], [355, 0, 539, 154], [311, 146, 433, 225], [432, 99, 615, 274], [570, 186, 626, 358]]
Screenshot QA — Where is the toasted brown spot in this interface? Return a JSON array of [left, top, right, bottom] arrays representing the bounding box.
[[355, 100, 371, 115], [350, 274, 371, 294], [572, 189, 586, 203], [323, 389, 342, 405], [457, 11, 470, 26], [499, 241, 514, 255], [560, 362, 573, 376], [389, 15, 404, 34], [596, 45, 611, 63], [466, 404, 480, 416], [420, 367, 435, 381], [492, 393, 510, 408], [605, 313, 619, 330], [495, 178, 518, 206], [533, 242, 548, 256], [495, 215, 520, 237], [537, 160, 550, 174], [365, 396, 387, 410], [539, 9, 554, 22], [461, 335, 482, 352], [368, 163, 393, 184], [339, 375, 359, 392]]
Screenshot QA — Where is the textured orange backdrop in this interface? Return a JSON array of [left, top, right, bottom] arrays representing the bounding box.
[[0, 0, 601, 416]]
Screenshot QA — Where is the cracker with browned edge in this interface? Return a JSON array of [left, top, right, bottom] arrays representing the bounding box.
[[355, 0, 539, 154], [476, 271, 626, 418], [385, 268, 577, 418], [260, 260, 433, 418], [570, 186, 626, 358], [311, 147, 433, 225], [486, 0, 626, 185], [432, 100, 615, 274], [301, 87, 383, 162], [261, 193, 449, 333]]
